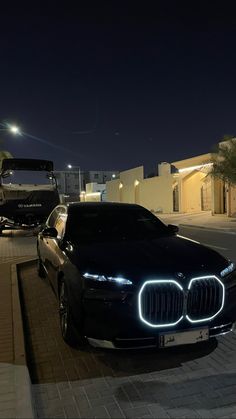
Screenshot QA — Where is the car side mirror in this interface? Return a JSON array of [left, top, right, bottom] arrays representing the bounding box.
[[168, 224, 179, 234], [42, 227, 58, 238]]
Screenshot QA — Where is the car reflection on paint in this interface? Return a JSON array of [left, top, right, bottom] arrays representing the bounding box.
[[37, 202, 236, 349]]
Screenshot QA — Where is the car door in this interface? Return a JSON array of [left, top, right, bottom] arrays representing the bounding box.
[[46, 207, 68, 293], [38, 207, 59, 273]]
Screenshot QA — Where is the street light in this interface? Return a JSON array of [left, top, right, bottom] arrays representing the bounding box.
[[67, 164, 72, 169], [9, 125, 21, 135], [0, 123, 21, 135]]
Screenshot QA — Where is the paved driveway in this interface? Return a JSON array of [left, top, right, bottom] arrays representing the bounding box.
[[0, 229, 37, 264], [19, 262, 236, 419]]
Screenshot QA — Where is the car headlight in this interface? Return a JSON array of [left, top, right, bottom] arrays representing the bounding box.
[[83, 272, 133, 285], [220, 262, 236, 278]]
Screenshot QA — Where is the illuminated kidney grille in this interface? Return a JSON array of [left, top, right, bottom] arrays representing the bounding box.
[[141, 282, 184, 325], [187, 277, 223, 320]]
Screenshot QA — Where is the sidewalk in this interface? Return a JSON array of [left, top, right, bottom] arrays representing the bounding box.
[[0, 231, 37, 418], [0, 262, 35, 418], [157, 211, 236, 233]]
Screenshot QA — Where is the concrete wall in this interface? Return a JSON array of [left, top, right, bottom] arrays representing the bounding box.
[[106, 165, 173, 212], [182, 171, 208, 213], [106, 179, 120, 202], [106, 152, 236, 216], [230, 186, 236, 216], [120, 166, 144, 185], [111, 166, 144, 205], [139, 176, 173, 212]]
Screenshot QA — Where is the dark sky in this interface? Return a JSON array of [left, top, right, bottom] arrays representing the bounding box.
[[1, 1, 236, 174]]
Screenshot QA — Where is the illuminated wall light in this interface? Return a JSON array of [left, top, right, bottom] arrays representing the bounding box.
[[85, 192, 101, 197], [134, 180, 140, 187], [186, 275, 225, 323], [138, 280, 184, 328], [119, 182, 123, 189], [178, 163, 213, 173]]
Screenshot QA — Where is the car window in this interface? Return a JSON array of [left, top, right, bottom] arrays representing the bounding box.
[[67, 206, 169, 243], [55, 213, 67, 239], [47, 207, 59, 227]]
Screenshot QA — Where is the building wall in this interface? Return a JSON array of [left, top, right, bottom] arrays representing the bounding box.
[[83, 170, 119, 188], [230, 186, 236, 216], [182, 171, 207, 213], [106, 149, 236, 217], [138, 176, 173, 212], [120, 166, 144, 185], [106, 179, 121, 202], [106, 166, 173, 212], [54, 171, 81, 195], [54, 170, 119, 195], [119, 167, 143, 204], [172, 153, 213, 170]]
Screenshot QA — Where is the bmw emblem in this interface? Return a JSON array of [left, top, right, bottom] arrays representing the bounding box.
[[176, 272, 185, 279]]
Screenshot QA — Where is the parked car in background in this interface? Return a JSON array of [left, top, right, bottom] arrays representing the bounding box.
[[37, 202, 236, 349]]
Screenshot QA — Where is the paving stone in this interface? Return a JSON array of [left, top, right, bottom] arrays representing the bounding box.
[[105, 402, 125, 418], [0, 409, 16, 419], [148, 404, 170, 418], [122, 406, 151, 418]]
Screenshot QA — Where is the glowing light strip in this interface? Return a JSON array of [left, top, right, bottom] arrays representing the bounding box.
[[138, 280, 184, 328], [186, 275, 225, 323], [178, 163, 213, 173], [85, 192, 101, 197], [83, 272, 132, 285], [177, 234, 200, 244]]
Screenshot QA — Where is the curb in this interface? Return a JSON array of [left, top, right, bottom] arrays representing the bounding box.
[[179, 223, 236, 234], [11, 263, 35, 418]]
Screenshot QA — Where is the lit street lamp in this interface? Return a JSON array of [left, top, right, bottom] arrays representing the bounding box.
[[9, 125, 20, 135], [0, 123, 21, 135]]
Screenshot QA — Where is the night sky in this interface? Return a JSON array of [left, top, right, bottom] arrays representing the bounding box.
[[1, 2, 236, 175]]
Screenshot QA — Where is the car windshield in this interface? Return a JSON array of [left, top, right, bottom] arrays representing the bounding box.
[[67, 206, 169, 243]]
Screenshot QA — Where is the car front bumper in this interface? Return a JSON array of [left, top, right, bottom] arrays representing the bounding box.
[[86, 321, 235, 349], [81, 279, 236, 349]]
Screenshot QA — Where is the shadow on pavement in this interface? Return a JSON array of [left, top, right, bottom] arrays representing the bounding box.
[[116, 372, 236, 410]]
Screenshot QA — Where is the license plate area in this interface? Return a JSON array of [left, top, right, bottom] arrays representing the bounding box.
[[159, 327, 209, 348]]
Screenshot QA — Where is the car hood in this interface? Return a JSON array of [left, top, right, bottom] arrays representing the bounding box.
[[68, 234, 227, 285]]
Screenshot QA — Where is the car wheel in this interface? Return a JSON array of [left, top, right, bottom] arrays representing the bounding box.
[[37, 257, 46, 278], [0, 226, 4, 236], [59, 280, 78, 346]]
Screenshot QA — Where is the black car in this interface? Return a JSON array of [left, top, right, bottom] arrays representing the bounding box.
[[37, 202, 236, 349]]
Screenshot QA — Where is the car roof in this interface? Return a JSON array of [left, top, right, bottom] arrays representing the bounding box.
[[63, 202, 143, 214]]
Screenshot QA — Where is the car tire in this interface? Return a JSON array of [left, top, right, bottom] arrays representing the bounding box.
[[37, 257, 46, 278], [0, 226, 4, 236], [59, 280, 79, 346]]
